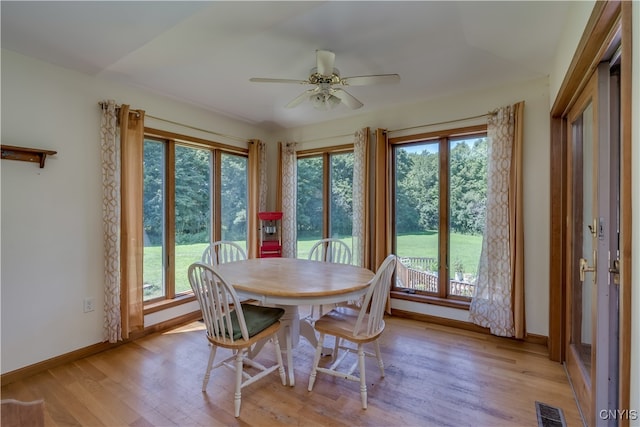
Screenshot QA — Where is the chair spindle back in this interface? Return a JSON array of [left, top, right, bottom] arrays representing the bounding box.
[[353, 254, 397, 336], [201, 241, 247, 266], [188, 262, 248, 342], [308, 238, 352, 264]]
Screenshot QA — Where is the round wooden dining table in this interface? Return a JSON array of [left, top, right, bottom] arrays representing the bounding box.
[[213, 257, 374, 386]]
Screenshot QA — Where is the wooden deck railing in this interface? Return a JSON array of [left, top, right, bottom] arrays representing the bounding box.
[[396, 257, 474, 297], [397, 256, 436, 271]]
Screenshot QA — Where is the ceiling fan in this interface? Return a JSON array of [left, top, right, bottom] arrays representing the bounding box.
[[250, 50, 400, 110]]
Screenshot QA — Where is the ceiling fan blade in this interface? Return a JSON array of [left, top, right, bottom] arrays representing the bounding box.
[[285, 88, 319, 108], [332, 88, 363, 110], [250, 77, 310, 85], [340, 74, 400, 86], [316, 50, 335, 76]]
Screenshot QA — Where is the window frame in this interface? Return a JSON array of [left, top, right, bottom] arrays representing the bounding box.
[[296, 143, 354, 257], [389, 124, 487, 309], [143, 128, 248, 313]]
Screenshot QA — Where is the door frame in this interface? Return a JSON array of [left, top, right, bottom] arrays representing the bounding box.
[[548, 0, 632, 424], [564, 69, 599, 426]]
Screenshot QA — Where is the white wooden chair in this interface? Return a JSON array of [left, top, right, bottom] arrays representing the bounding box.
[[188, 262, 286, 417], [201, 241, 247, 266], [202, 241, 252, 303], [307, 254, 397, 409], [307, 238, 353, 319], [308, 238, 352, 264]]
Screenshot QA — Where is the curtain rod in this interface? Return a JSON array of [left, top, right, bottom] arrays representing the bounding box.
[[99, 102, 497, 144], [387, 112, 495, 134], [98, 102, 248, 143], [295, 110, 497, 144]]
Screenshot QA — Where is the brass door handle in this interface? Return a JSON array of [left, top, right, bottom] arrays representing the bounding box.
[[579, 254, 596, 282]]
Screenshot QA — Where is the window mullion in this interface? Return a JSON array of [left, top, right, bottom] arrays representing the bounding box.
[[208, 149, 215, 243], [439, 138, 449, 299], [213, 150, 223, 241], [166, 140, 176, 300], [322, 152, 330, 238]]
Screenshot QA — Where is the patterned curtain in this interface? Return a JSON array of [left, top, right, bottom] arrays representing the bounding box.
[[259, 141, 268, 213], [352, 127, 370, 268], [100, 100, 121, 343], [100, 101, 145, 342], [469, 102, 525, 338], [280, 142, 298, 258]]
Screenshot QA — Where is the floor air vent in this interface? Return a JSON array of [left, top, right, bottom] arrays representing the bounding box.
[[536, 401, 567, 427]]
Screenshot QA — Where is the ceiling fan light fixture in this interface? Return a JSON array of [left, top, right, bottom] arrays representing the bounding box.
[[250, 49, 399, 111], [311, 92, 341, 110]]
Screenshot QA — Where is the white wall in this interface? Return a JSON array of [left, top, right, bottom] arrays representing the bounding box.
[[0, 49, 267, 374], [549, 0, 596, 107], [274, 77, 552, 336]]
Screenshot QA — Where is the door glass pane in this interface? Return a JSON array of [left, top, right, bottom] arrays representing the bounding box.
[[448, 137, 487, 298], [175, 145, 212, 295], [220, 153, 248, 249], [394, 142, 440, 293], [329, 152, 354, 250], [297, 156, 323, 258], [572, 102, 594, 378], [143, 139, 165, 301]]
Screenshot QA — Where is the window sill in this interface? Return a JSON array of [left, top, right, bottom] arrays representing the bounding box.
[[391, 290, 470, 310], [144, 294, 197, 315]]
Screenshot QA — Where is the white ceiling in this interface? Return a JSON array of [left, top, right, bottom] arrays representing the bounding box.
[[1, 1, 571, 131]]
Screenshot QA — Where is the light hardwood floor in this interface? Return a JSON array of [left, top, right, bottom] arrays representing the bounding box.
[[2, 314, 584, 426]]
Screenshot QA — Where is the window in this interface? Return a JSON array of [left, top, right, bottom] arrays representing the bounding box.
[[220, 152, 248, 246], [143, 131, 248, 303], [392, 127, 487, 304], [296, 147, 353, 259]]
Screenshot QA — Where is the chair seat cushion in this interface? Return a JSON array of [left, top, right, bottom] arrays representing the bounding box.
[[314, 306, 385, 342], [227, 304, 284, 340]]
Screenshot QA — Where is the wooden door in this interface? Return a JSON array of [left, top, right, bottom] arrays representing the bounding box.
[[565, 61, 620, 426]]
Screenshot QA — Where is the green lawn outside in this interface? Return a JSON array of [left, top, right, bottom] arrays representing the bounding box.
[[143, 232, 483, 300], [144, 241, 247, 299], [395, 231, 482, 275]]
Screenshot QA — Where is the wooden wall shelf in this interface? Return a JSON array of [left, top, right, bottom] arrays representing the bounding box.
[[1, 145, 57, 168]]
